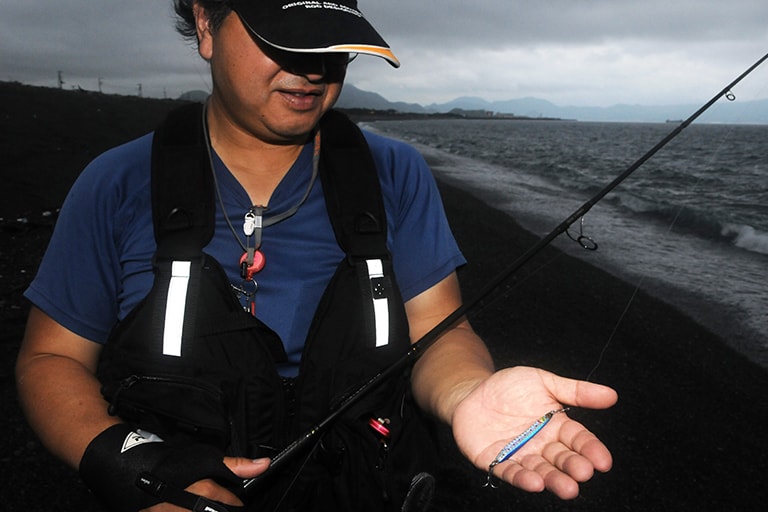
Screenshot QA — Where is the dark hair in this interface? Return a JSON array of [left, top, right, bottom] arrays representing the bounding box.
[[173, 0, 232, 43]]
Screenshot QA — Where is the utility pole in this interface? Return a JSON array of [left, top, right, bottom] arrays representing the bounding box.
[[57, 71, 65, 89], [137, 83, 143, 97], [98, 77, 103, 93]]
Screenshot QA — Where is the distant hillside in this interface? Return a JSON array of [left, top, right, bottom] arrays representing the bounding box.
[[337, 84, 426, 113], [340, 83, 768, 124], [178, 90, 209, 103], [471, 97, 768, 124]]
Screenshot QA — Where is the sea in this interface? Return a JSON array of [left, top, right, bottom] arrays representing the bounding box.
[[363, 118, 768, 369]]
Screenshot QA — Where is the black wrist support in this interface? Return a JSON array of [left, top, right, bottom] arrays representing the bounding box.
[[79, 424, 243, 512]]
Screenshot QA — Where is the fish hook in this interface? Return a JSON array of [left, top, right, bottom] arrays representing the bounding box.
[[482, 461, 501, 488]]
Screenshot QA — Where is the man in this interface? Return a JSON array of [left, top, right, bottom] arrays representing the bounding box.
[[16, 1, 617, 511]]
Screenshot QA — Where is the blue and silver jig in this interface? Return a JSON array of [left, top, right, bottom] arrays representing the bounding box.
[[483, 408, 570, 488]]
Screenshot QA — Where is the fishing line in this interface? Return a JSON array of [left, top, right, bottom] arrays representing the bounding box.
[[268, 441, 322, 512], [586, 70, 766, 380], [241, 50, 768, 501], [585, 277, 646, 381]]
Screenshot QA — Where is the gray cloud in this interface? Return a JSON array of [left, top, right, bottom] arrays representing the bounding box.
[[354, 0, 768, 105], [2, 0, 766, 106], [365, 0, 767, 47], [1, 0, 205, 97]]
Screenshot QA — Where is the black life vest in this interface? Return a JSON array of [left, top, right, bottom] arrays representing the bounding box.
[[96, 103, 437, 511]]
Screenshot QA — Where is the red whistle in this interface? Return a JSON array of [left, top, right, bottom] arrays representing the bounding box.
[[240, 250, 265, 280]]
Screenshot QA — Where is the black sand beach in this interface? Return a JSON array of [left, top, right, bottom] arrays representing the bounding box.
[[2, 82, 766, 511]]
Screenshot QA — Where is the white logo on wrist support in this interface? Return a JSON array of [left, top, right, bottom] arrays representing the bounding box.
[[121, 429, 164, 453]]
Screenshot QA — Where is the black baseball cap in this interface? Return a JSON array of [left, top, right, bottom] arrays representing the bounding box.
[[227, 0, 399, 67]]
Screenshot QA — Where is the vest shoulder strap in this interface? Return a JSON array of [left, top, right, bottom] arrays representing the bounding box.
[[318, 109, 388, 260], [150, 102, 214, 259]]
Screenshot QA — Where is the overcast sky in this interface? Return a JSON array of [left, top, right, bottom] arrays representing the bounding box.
[[2, 1, 767, 107]]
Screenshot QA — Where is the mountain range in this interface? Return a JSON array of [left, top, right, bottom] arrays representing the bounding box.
[[336, 84, 768, 124]]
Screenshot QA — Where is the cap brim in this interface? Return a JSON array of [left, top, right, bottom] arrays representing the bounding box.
[[261, 40, 400, 68]]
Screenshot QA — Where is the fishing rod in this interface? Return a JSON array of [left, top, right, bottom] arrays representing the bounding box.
[[242, 50, 768, 497]]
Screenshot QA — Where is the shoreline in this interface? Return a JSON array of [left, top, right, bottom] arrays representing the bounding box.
[[442, 165, 768, 369]]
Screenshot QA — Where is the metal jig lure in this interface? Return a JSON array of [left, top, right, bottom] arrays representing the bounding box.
[[483, 408, 570, 488]]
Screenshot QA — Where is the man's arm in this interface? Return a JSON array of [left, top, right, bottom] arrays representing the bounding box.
[[407, 272, 494, 423], [15, 306, 118, 468], [406, 273, 618, 499]]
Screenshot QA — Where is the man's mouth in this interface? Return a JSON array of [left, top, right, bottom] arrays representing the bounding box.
[[278, 87, 324, 110]]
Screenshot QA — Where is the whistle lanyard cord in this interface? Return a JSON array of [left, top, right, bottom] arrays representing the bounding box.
[[201, 102, 321, 254]]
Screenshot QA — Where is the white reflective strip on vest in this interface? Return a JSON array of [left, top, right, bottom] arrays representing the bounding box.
[[162, 261, 191, 357], [366, 259, 389, 347]]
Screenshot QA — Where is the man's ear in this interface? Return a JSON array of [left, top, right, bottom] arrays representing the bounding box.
[[193, 3, 214, 60]]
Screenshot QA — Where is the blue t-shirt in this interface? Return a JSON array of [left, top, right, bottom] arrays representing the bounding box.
[[25, 128, 465, 369]]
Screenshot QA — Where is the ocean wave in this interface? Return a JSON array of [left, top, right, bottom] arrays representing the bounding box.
[[722, 224, 768, 255], [591, 194, 767, 259]]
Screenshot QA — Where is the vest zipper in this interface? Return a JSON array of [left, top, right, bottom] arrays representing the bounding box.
[[107, 373, 240, 449]]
